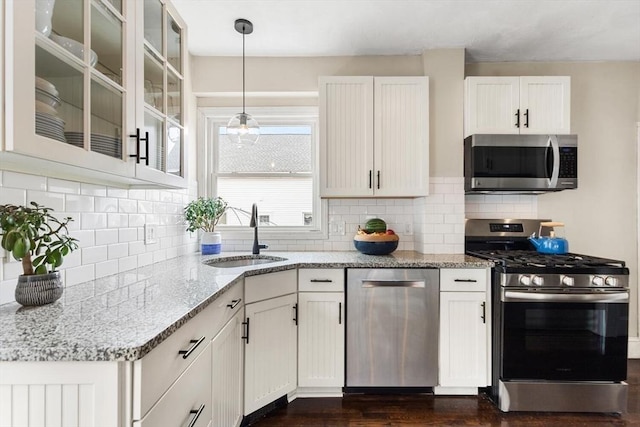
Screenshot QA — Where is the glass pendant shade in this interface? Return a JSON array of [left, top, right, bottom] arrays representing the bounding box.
[[227, 112, 260, 147]]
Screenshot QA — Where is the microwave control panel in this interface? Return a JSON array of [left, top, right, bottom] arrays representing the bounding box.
[[558, 147, 577, 178]]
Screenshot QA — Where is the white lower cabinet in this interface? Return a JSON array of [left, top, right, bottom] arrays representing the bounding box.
[[244, 293, 298, 415], [211, 310, 244, 427], [134, 343, 212, 427], [297, 268, 345, 396], [243, 270, 298, 416], [436, 268, 491, 395]]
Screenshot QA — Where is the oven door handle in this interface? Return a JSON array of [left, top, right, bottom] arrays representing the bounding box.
[[502, 290, 629, 303]]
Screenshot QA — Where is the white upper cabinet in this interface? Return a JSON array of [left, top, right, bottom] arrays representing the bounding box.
[[319, 76, 429, 197], [2, 0, 188, 188], [464, 76, 571, 137]]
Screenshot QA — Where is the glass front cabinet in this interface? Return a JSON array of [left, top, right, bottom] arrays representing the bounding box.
[[3, 0, 188, 188]]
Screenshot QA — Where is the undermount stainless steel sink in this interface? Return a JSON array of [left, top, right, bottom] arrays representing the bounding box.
[[204, 255, 287, 268]]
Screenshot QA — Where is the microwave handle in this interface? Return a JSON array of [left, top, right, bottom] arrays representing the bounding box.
[[547, 135, 560, 188]]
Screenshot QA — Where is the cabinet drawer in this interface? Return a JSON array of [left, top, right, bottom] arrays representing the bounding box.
[[299, 268, 344, 292], [245, 270, 297, 303], [133, 281, 241, 419], [440, 268, 489, 292], [208, 280, 244, 341], [134, 343, 212, 427]]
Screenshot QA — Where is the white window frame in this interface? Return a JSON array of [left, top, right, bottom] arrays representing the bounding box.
[[198, 106, 327, 240]]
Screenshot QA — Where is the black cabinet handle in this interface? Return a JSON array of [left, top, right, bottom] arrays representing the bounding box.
[[338, 302, 342, 325], [481, 302, 486, 324], [242, 318, 250, 344], [376, 170, 380, 189], [524, 109, 529, 128], [293, 303, 298, 325], [187, 404, 205, 427], [369, 170, 372, 189], [128, 128, 149, 166], [454, 279, 478, 283], [310, 279, 333, 283], [227, 298, 242, 309], [178, 336, 205, 359], [515, 109, 520, 128]]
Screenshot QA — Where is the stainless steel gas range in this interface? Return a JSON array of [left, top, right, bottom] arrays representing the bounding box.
[[465, 218, 630, 413]]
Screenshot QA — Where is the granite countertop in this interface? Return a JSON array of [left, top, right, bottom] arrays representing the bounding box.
[[0, 251, 492, 362]]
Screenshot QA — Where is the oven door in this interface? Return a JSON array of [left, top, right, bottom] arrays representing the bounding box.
[[500, 289, 629, 382]]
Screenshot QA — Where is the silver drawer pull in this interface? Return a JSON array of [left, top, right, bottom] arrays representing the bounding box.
[[454, 279, 478, 283], [310, 279, 333, 283], [178, 336, 205, 359], [227, 298, 242, 309], [362, 280, 425, 288], [187, 404, 205, 427]]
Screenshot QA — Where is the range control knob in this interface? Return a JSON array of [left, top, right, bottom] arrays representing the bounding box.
[[592, 276, 605, 287], [605, 276, 619, 287], [519, 275, 531, 286], [561, 275, 575, 287], [531, 275, 544, 286]]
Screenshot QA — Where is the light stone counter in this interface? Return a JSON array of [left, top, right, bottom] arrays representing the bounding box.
[[0, 251, 492, 362]]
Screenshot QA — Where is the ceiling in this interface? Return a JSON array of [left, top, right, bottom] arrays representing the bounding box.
[[171, 0, 640, 62]]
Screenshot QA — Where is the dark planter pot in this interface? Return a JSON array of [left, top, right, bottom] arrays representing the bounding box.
[[15, 271, 63, 306]]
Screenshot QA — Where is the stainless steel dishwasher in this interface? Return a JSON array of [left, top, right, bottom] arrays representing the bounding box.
[[346, 268, 439, 390]]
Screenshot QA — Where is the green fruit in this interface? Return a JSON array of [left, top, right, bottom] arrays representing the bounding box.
[[365, 218, 387, 233]]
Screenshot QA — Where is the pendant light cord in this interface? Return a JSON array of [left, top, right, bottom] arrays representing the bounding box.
[[242, 26, 246, 114]]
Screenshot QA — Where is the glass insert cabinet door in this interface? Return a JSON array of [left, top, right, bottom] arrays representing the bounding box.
[[37, 0, 126, 161], [136, 0, 185, 179]]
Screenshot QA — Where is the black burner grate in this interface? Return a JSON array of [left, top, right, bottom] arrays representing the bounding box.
[[467, 250, 626, 269]]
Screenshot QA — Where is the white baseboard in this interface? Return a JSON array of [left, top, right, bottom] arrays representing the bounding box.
[[629, 337, 640, 358]]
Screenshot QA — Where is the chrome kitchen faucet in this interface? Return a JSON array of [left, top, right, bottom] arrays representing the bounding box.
[[250, 203, 268, 255]]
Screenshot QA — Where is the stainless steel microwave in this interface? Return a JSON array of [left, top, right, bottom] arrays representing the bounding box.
[[464, 134, 578, 193]]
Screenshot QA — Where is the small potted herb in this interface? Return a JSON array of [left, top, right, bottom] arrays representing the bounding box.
[[184, 197, 228, 254], [0, 202, 79, 306]]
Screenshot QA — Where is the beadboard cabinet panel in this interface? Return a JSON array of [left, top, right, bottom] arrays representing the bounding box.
[[319, 76, 375, 197]]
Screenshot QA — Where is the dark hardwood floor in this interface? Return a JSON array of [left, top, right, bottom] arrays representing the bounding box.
[[251, 359, 640, 426]]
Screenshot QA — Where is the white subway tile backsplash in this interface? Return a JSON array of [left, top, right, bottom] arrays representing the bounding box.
[[65, 264, 95, 286], [0, 187, 26, 205], [80, 183, 107, 197], [24, 190, 63, 211], [82, 246, 108, 264], [81, 213, 107, 230], [66, 195, 94, 212], [3, 172, 46, 191], [0, 171, 194, 297], [48, 178, 81, 194], [95, 197, 118, 213], [107, 213, 128, 228], [108, 243, 128, 259]]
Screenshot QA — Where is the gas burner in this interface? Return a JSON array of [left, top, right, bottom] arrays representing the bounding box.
[[467, 250, 626, 270]]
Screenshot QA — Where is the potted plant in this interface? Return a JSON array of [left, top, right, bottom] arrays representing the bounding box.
[[0, 202, 78, 306], [184, 196, 228, 254]]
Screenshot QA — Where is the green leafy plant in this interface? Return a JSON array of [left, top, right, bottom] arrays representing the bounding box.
[[184, 197, 228, 233], [0, 202, 79, 276]]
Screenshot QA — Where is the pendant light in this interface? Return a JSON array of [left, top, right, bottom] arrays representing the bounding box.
[[227, 18, 260, 146]]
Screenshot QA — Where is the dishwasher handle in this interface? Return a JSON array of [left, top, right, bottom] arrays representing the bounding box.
[[361, 280, 425, 288]]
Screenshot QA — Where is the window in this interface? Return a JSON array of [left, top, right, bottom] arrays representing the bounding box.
[[203, 107, 325, 238]]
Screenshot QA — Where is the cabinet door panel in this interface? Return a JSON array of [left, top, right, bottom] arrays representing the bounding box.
[[298, 292, 345, 387], [519, 76, 571, 135], [211, 310, 244, 427], [374, 77, 429, 196], [244, 294, 297, 415], [319, 76, 374, 197], [439, 292, 488, 387], [464, 77, 520, 136]]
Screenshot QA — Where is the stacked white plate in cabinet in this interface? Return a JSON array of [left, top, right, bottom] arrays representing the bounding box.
[[65, 132, 121, 158], [35, 76, 67, 143]]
